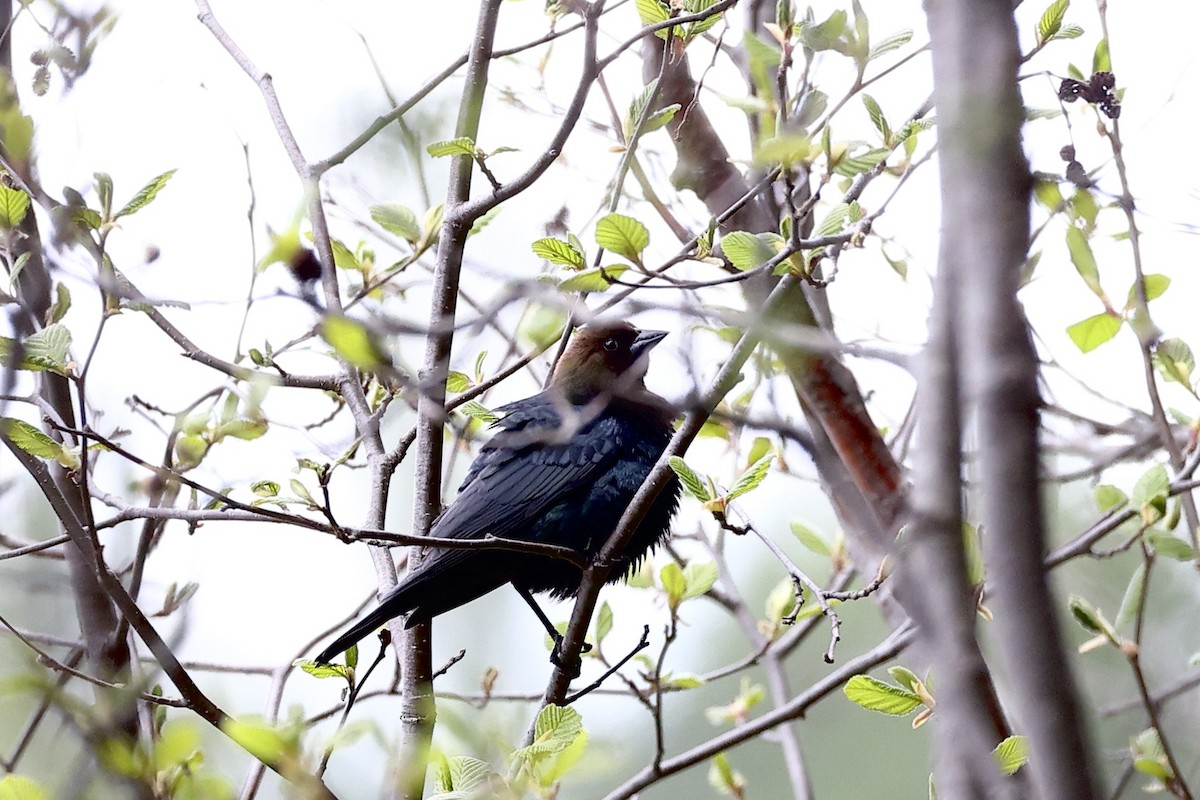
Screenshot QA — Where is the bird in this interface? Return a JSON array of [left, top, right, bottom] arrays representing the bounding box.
[[315, 321, 680, 666]]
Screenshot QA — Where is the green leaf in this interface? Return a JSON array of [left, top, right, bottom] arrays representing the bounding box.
[[520, 705, 583, 758], [516, 303, 566, 349], [720, 231, 776, 271], [0, 323, 72, 375], [726, 453, 773, 501], [0, 775, 47, 800], [531, 237, 585, 269], [636, 0, 670, 28], [669, 456, 710, 501], [0, 185, 29, 228], [321, 315, 389, 371], [1093, 38, 1110, 73], [992, 735, 1029, 776], [251, 480, 280, 497], [833, 147, 889, 177], [887, 666, 922, 694], [707, 752, 745, 797], [220, 718, 293, 764], [458, 401, 498, 424], [1153, 338, 1195, 388], [862, 94, 891, 143], [752, 134, 813, 167], [1050, 23, 1084, 40], [869, 29, 912, 60], [594, 601, 613, 647], [1094, 484, 1128, 512], [468, 205, 502, 237], [47, 282, 71, 325], [843, 675, 922, 715], [1146, 532, 1196, 561], [1035, 0, 1070, 46], [1068, 594, 1115, 640], [1126, 274, 1170, 309], [370, 204, 421, 243], [1066, 313, 1121, 353], [115, 169, 176, 219], [682, 561, 718, 600], [1065, 226, 1103, 297], [426, 137, 477, 157], [660, 561, 686, 609], [446, 371, 471, 393], [595, 213, 649, 266], [558, 265, 629, 293], [296, 659, 352, 681], [1114, 563, 1147, 631], [1131, 464, 1169, 510], [2, 418, 78, 468], [790, 521, 831, 556]]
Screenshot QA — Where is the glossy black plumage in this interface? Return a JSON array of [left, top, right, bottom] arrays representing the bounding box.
[[315, 322, 680, 664]]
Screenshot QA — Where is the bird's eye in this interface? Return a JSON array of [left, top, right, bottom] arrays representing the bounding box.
[[603, 338, 620, 352]]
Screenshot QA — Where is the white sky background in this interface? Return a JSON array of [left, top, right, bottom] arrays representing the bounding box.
[[3, 0, 1200, 796]]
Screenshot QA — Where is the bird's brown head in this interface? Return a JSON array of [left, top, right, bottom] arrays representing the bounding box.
[[550, 321, 667, 405]]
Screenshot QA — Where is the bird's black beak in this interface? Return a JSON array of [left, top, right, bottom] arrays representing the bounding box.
[[630, 329, 668, 359]]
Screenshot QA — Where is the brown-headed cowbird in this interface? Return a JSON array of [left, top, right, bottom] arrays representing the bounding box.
[[315, 321, 679, 665]]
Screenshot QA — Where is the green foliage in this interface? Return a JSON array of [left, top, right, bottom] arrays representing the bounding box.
[[720, 231, 778, 271], [427, 137, 477, 157], [531, 237, 585, 269], [1035, 0, 1071, 46], [511, 705, 588, 790], [726, 453, 773, 501], [558, 265, 629, 293], [115, 169, 176, 219], [1153, 338, 1195, 391], [706, 678, 766, 725], [321, 314, 390, 371], [371, 203, 421, 244], [1094, 484, 1128, 512], [992, 735, 1029, 776], [0, 775, 46, 800], [1, 417, 79, 468], [0, 323, 72, 375], [668, 456, 711, 501], [707, 752, 747, 797], [594, 213, 649, 266], [430, 754, 496, 799], [843, 674, 922, 716], [1131, 728, 1174, 787], [0, 184, 29, 228], [1066, 313, 1121, 353], [624, 79, 680, 141]]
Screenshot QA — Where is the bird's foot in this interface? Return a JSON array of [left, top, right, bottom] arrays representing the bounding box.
[[549, 633, 591, 678]]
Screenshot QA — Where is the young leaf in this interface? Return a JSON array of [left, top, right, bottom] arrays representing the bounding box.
[[843, 675, 922, 715], [1126, 274, 1170, 309], [595, 213, 650, 266], [370, 204, 421, 243], [1035, 0, 1070, 46], [720, 231, 776, 271], [0, 323, 72, 375], [321, 315, 389, 371], [682, 561, 718, 600], [1153, 338, 1195, 389], [1065, 226, 1103, 298], [862, 94, 891, 143], [869, 29, 912, 60], [1131, 464, 1169, 510], [660, 561, 686, 609], [1066, 313, 1121, 353], [1114, 563, 1147, 631], [668, 456, 711, 501], [726, 453, 774, 501], [790, 521, 832, 556], [531, 237, 585, 269], [2, 417, 78, 468], [115, 169, 177, 219], [558, 265, 629, 293], [1094, 484, 1128, 512], [457, 401, 498, 424], [1146, 532, 1196, 561], [446, 371, 471, 393], [0, 185, 30, 229], [992, 735, 1029, 776], [426, 137, 476, 157]]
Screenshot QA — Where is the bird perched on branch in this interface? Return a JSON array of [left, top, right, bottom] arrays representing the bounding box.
[[315, 321, 680, 666]]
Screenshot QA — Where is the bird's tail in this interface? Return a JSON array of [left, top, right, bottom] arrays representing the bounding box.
[[314, 591, 416, 664]]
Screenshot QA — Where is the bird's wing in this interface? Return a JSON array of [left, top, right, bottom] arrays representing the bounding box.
[[430, 396, 620, 543]]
